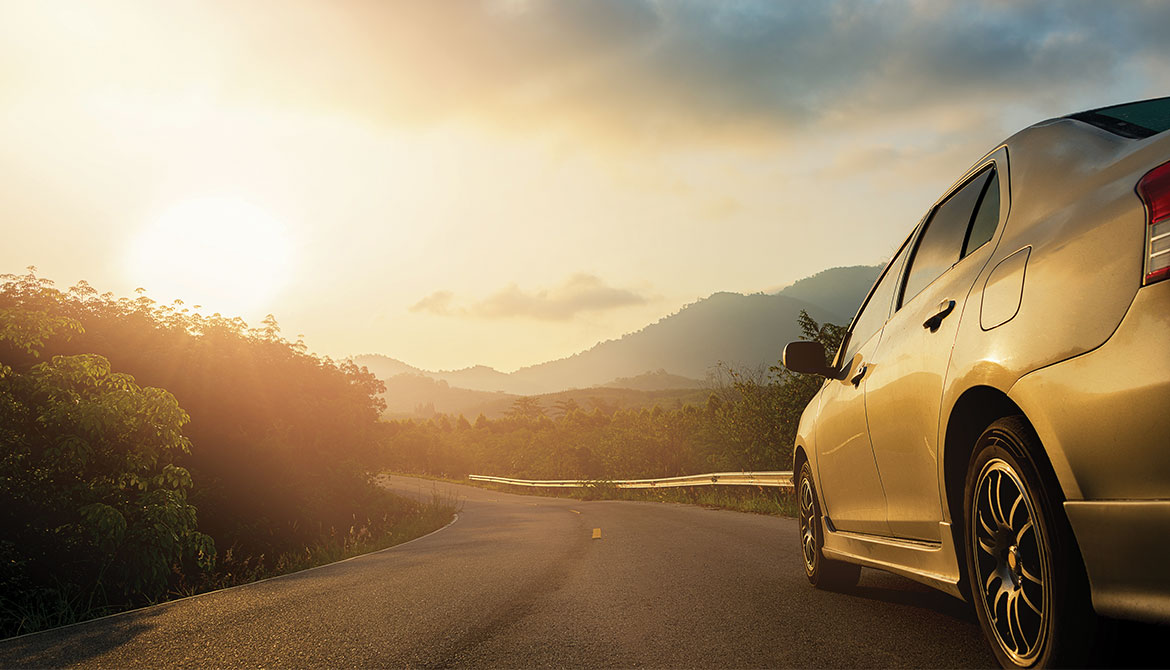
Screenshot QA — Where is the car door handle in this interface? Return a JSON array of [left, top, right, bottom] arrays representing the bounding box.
[[850, 364, 867, 387], [923, 299, 956, 332]]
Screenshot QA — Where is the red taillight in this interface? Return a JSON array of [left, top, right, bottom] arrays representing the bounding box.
[[1137, 161, 1170, 284]]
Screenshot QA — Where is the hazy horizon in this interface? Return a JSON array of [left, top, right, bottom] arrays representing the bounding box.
[[4, 1, 1168, 371]]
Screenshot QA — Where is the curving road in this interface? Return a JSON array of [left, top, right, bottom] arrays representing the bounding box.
[[1, 475, 1000, 668]]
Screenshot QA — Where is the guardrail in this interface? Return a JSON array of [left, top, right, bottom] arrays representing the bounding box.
[[467, 471, 793, 489]]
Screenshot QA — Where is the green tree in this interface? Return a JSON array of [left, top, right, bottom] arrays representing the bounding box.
[[0, 308, 213, 635]]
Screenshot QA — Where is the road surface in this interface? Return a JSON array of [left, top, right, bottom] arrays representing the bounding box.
[[1, 475, 1001, 667]]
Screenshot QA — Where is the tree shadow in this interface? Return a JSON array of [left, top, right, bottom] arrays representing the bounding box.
[[0, 608, 162, 668]]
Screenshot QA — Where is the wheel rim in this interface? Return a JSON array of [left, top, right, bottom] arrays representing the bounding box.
[[799, 475, 817, 572], [971, 457, 1050, 665]]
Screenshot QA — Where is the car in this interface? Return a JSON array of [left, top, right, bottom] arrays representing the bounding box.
[[781, 96, 1170, 668]]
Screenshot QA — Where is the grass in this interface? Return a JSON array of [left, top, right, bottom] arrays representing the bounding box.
[[0, 583, 120, 642], [387, 471, 798, 518]]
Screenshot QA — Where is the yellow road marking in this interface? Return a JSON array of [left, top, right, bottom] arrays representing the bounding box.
[[569, 509, 581, 515], [592, 528, 602, 539]]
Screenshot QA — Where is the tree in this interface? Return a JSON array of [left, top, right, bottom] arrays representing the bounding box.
[[507, 396, 545, 420], [0, 308, 213, 634], [551, 397, 580, 418]]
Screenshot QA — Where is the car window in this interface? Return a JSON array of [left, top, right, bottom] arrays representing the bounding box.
[[1069, 96, 1170, 139], [900, 168, 994, 307], [837, 233, 913, 366], [962, 169, 1000, 258]]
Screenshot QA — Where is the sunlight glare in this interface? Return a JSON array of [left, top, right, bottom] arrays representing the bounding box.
[[127, 197, 294, 319]]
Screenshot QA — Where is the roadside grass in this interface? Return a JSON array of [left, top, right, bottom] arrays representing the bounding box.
[[385, 471, 798, 518], [179, 490, 459, 596], [0, 584, 119, 643], [0, 491, 457, 640]]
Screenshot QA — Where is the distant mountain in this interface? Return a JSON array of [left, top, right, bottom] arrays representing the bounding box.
[[436, 365, 514, 391], [353, 264, 881, 402], [358, 356, 425, 381], [497, 292, 840, 394], [378, 372, 511, 418], [600, 369, 701, 391], [774, 264, 881, 321]]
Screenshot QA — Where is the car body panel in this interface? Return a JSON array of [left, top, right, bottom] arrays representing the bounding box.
[[821, 522, 964, 599], [813, 334, 890, 536], [1008, 280, 1170, 502]]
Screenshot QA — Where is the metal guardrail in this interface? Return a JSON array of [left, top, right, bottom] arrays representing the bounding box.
[[468, 471, 793, 489]]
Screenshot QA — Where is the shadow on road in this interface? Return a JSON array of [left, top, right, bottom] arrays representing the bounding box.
[[833, 569, 978, 625], [844, 582, 977, 624], [0, 609, 161, 669]]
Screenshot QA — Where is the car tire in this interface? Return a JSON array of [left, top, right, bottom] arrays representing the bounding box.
[[798, 461, 861, 590], [963, 416, 1098, 668]]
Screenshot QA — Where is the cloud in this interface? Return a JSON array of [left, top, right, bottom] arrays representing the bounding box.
[[410, 274, 650, 320], [10, 1, 1167, 145], [409, 290, 456, 316]]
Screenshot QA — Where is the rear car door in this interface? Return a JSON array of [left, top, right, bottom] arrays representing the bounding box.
[[863, 158, 1004, 542], [813, 234, 913, 536]]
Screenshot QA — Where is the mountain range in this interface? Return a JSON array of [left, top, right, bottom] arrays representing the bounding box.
[[355, 264, 881, 415]]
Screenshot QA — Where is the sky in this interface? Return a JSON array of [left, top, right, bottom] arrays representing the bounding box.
[[2, 1, 1168, 372]]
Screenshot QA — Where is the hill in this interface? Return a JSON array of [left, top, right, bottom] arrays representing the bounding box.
[[500, 292, 840, 393], [600, 369, 702, 390], [774, 264, 881, 321], [353, 264, 882, 408]]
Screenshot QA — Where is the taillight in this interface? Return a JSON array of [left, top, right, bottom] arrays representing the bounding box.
[[1137, 161, 1170, 284]]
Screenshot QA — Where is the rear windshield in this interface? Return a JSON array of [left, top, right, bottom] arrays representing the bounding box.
[[1068, 97, 1170, 139]]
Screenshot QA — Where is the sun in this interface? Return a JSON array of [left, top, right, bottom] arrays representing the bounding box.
[[127, 197, 294, 319]]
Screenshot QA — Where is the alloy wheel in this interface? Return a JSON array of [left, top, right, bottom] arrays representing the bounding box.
[[971, 457, 1051, 666], [799, 475, 817, 573]]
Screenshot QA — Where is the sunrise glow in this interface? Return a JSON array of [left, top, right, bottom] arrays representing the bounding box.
[[126, 197, 294, 318]]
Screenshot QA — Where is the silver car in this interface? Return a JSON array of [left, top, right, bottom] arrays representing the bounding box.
[[782, 96, 1170, 668]]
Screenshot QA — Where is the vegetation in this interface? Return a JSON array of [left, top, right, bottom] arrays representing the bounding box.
[[378, 310, 845, 484], [0, 269, 454, 638]]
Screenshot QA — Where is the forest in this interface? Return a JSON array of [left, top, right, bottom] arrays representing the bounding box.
[[0, 267, 842, 638]]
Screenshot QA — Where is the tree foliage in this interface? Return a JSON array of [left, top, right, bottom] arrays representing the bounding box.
[[0, 307, 213, 629], [0, 269, 408, 636], [382, 310, 845, 481]]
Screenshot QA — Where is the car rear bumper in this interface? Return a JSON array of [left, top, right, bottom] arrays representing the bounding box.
[[1064, 501, 1170, 623]]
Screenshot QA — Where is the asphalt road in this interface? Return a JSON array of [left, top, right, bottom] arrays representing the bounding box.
[[0, 475, 1002, 668]]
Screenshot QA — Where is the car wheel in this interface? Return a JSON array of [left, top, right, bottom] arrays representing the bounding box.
[[963, 417, 1097, 668], [798, 461, 861, 590]]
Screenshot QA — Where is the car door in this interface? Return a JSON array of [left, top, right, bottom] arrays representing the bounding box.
[[813, 233, 913, 536], [863, 159, 1004, 542]]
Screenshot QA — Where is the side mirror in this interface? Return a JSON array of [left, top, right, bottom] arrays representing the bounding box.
[[782, 341, 832, 377]]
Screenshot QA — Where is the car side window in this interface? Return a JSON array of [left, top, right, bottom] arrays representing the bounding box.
[[962, 169, 1000, 257], [900, 167, 995, 307], [838, 233, 914, 366]]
